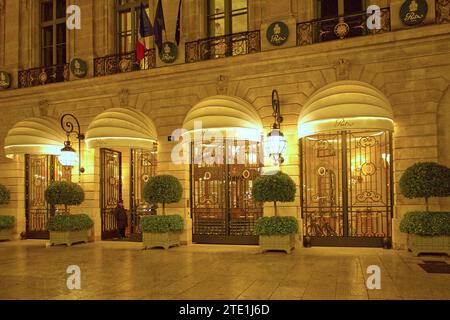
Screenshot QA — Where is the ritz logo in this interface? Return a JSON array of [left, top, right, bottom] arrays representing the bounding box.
[[67, 5, 81, 30], [66, 265, 81, 290]]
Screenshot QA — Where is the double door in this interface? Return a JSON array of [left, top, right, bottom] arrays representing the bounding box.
[[301, 130, 393, 247], [191, 140, 263, 245]]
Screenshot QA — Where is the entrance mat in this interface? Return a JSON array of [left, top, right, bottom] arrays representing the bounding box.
[[419, 261, 450, 274]]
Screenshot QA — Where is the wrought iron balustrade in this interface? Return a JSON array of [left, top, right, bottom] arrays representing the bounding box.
[[436, 0, 450, 24], [18, 64, 69, 88], [94, 49, 156, 77], [185, 30, 261, 63], [297, 8, 391, 46]]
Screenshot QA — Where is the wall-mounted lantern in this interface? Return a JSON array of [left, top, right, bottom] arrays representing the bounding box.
[[59, 114, 85, 174], [265, 90, 287, 166]]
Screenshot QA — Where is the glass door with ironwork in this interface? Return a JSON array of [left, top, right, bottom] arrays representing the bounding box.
[[25, 154, 71, 239], [100, 149, 122, 240], [191, 138, 263, 245], [129, 148, 157, 241], [301, 130, 393, 247]]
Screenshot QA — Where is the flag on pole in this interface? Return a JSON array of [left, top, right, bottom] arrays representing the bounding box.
[[175, 0, 182, 46], [154, 0, 166, 53], [136, 3, 153, 61]]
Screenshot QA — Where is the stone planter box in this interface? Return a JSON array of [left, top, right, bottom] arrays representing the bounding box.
[[143, 231, 181, 250], [49, 230, 90, 247], [259, 234, 296, 254], [407, 234, 450, 256], [0, 229, 13, 241]]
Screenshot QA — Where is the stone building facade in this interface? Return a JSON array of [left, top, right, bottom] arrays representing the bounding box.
[[0, 0, 449, 249]]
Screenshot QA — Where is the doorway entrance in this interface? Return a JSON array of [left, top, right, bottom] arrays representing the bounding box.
[[191, 140, 263, 245], [100, 149, 122, 240], [25, 154, 71, 239], [300, 130, 393, 247]]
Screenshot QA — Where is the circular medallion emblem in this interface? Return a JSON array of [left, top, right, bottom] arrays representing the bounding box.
[[70, 58, 88, 78], [160, 42, 178, 64], [119, 59, 130, 72], [38, 71, 48, 83], [267, 21, 289, 46], [400, 0, 428, 26], [0, 71, 11, 90], [242, 170, 251, 179]]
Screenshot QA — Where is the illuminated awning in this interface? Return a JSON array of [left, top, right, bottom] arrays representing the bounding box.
[[182, 95, 263, 141], [298, 81, 394, 138], [4, 117, 66, 158], [86, 108, 157, 149]]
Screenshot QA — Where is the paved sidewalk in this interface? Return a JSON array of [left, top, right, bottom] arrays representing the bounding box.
[[0, 241, 448, 300]]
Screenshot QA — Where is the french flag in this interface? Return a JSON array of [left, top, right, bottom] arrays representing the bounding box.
[[136, 3, 153, 61]]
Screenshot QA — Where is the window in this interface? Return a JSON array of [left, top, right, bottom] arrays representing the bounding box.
[[116, 0, 150, 54], [317, 0, 365, 18], [40, 0, 67, 66], [207, 0, 248, 37]]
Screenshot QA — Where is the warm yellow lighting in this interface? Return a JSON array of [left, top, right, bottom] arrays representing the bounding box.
[[58, 150, 78, 167], [265, 129, 287, 165]]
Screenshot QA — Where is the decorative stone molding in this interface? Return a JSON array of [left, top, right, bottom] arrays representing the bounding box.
[[216, 75, 229, 95], [334, 58, 351, 81], [119, 89, 129, 106]]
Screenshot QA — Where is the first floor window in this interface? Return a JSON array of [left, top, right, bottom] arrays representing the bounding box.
[[117, 0, 150, 53], [40, 0, 66, 66], [207, 0, 248, 37]]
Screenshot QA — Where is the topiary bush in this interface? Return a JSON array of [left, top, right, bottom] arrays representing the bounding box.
[[255, 216, 299, 236], [143, 175, 183, 215], [399, 162, 450, 210], [0, 184, 10, 205], [47, 214, 93, 232], [141, 215, 184, 233], [45, 181, 85, 214], [253, 172, 296, 216], [400, 212, 450, 236], [0, 216, 15, 230]]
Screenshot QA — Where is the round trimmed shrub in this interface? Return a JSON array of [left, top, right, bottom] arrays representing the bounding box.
[[0, 184, 10, 205], [255, 216, 299, 236], [141, 215, 184, 233], [0, 216, 15, 230], [45, 181, 85, 213], [400, 212, 450, 236], [399, 162, 450, 210], [47, 214, 93, 232], [253, 172, 296, 216], [144, 175, 183, 215]]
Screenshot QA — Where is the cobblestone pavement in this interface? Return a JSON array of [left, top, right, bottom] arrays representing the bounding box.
[[0, 240, 449, 300]]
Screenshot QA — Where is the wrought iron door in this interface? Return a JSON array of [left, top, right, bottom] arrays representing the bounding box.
[[191, 140, 263, 245], [301, 130, 393, 247], [129, 149, 157, 241], [100, 149, 122, 240], [25, 155, 71, 239]]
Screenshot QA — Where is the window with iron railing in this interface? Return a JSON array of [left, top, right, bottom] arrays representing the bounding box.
[[40, 0, 67, 67], [207, 0, 248, 37]]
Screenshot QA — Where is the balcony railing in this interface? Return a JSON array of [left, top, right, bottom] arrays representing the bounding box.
[[18, 64, 69, 88], [94, 49, 156, 77], [297, 8, 391, 47], [436, 0, 450, 24], [185, 30, 261, 63]]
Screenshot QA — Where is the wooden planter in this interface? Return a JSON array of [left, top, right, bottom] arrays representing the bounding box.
[[259, 234, 296, 254], [142, 232, 181, 250], [49, 230, 90, 247], [407, 234, 450, 256], [0, 229, 13, 241]]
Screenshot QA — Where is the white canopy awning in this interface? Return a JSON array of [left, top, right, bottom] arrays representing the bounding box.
[[182, 95, 263, 141], [298, 81, 394, 138], [85, 108, 157, 149], [4, 117, 66, 158]]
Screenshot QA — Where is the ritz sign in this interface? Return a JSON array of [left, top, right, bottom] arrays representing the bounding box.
[[400, 0, 428, 26], [267, 21, 289, 46]]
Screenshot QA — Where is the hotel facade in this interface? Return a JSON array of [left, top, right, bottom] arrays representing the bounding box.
[[0, 0, 449, 250]]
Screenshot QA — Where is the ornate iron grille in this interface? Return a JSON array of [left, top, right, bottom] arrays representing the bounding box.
[[301, 130, 393, 248], [297, 8, 390, 46], [94, 49, 156, 77], [129, 149, 157, 241], [185, 30, 261, 63], [18, 64, 69, 88], [436, 0, 450, 24], [100, 149, 122, 240], [191, 139, 263, 244], [25, 155, 72, 239]]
